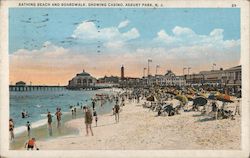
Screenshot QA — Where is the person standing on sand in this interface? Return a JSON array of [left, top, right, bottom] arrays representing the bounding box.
[[74, 106, 77, 117], [114, 103, 120, 123], [211, 101, 218, 120], [92, 99, 96, 109], [84, 107, 94, 136], [121, 97, 125, 106], [55, 108, 62, 128], [234, 100, 241, 116], [9, 118, 15, 141], [47, 111, 53, 136], [26, 121, 31, 137], [93, 109, 98, 127], [116, 96, 119, 105]]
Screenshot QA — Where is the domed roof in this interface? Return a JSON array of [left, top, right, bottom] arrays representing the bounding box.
[[77, 70, 91, 77]]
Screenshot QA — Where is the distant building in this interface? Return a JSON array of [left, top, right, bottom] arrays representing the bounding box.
[[67, 70, 97, 89], [223, 65, 241, 86], [122, 77, 141, 87], [147, 70, 186, 86], [98, 76, 120, 84], [15, 81, 26, 86], [185, 69, 224, 85], [184, 65, 241, 87]]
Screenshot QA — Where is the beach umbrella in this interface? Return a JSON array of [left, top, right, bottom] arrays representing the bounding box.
[[216, 94, 234, 103], [163, 104, 174, 112], [166, 89, 178, 96], [198, 92, 209, 98], [175, 95, 188, 104], [146, 95, 157, 102], [208, 95, 216, 100], [207, 92, 218, 100], [186, 94, 195, 101], [193, 96, 208, 106]]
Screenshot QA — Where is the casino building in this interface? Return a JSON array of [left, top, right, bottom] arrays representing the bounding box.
[[67, 70, 97, 89]]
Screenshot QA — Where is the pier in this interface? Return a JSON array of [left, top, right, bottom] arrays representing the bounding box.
[[9, 85, 66, 91]]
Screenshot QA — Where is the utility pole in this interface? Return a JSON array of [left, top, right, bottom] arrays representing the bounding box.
[[212, 63, 216, 71], [187, 67, 191, 84], [155, 65, 160, 75], [188, 67, 191, 75], [143, 68, 147, 77], [183, 67, 186, 75]]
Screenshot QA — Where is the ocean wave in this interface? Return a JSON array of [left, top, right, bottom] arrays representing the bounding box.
[[14, 119, 47, 135], [40, 114, 47, 117], [35, 104, 42, 108]]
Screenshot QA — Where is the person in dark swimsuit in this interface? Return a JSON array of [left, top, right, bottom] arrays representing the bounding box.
[[93, 109, 98, 127], [47, 112, 53, 136], [26, 121, 31, 137], [114, 104, 120, 123], [9, 118, 14, 140]]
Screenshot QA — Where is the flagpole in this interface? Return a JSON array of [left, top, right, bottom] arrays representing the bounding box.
[[156, 65, 159, 75], [147, 60, 149, 76], [147, 59, 152, 76], [143, 68, 146, 77], [183, 67, 186, 76]]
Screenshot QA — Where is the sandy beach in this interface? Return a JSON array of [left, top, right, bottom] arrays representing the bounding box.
[[36, 99, 241, 150]]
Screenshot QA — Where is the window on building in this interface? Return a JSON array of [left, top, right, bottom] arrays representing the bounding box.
[[88, 79, 92, 83], [83, 79, 87, 84], [77, 79, 81, 84]]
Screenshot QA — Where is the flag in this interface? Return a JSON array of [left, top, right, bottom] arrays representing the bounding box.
[[148, 59, 152, 62]]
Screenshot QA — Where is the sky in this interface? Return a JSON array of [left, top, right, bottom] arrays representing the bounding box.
[[9, 8, 240, 85]]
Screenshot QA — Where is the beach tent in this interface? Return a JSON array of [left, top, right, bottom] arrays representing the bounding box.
[[193, 96, 208, 106]]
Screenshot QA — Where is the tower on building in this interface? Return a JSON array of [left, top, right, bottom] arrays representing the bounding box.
[[121, 65, 124, 80]]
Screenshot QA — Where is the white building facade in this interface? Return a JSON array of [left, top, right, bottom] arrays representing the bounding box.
[[147, 70, 186, 86], [68, 70, 97, 89]]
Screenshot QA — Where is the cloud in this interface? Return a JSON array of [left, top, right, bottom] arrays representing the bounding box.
[[157, 30, 176, 44], [71, 20, 139, 49], [9, 41, 143, 84], [118, 20, 130, 29], [10, 26, 240, 85], [104, 41, 124, 49], [154, 26, 240, 50]]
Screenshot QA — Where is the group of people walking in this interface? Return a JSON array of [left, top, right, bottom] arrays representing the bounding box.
[[83, 93, 125, 136], [47, 107, 63, 136]]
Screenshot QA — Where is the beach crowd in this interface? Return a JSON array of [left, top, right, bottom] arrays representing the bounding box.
[[9, 85, 241, 150]]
